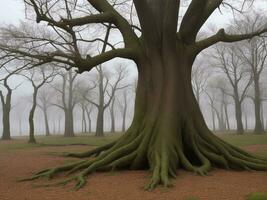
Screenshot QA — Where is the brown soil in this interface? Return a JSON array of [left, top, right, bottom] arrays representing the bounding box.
[[0, 143, 266, 200]]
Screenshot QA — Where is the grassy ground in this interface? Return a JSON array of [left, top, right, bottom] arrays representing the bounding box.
[[0, 133, 121, 151], [219, 134, 267, 157]]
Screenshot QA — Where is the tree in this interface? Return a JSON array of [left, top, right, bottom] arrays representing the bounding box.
[[83, 65, 128, 136], [235, 13, 267, 133], [76, 80, 96, 133], [109, 97, 116, 133], [23, 66, 55, 143], [37, 87, 53, 136], [0, 64, 24, 140], [118, 89, 130, 132], [212, 45, 252, 134], [213, 77, 232, 131], [52, 69, 79, 137], [192, 60, 209, 107], [0, 78, 20, 140], [4, 0, 267, 190], [85, 105, 94, 133]]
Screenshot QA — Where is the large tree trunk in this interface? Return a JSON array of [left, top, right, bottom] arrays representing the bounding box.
[[253, 77, 264, 133], [26, 0, 267, 190]]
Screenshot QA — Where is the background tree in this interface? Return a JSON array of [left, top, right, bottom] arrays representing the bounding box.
[[83, 65, 128, 136], [109, 97, 116, 133], [118, 89, 131, 132], [23, 66, 55, 143], [212, 45, 252, 134], [37, 87, 53, 136], [192, 60, 209, 108], [235, 14, 267, 133], [0, 63, 24, 140], [52, 69, 79, 137], [85, 105, 94, 133]]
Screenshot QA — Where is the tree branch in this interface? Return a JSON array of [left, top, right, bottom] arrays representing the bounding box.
[[195, 28, 267, 52], [179, 0, 223, 44]]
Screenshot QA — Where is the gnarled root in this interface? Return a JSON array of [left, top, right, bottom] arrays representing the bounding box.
[[20, 121, 267, 190]]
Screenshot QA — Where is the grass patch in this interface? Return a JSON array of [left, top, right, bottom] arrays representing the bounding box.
[[219, 134, 267, 147], [37, 134, 121, 146], [247, 192, 267, 200], [0, 133, 122, 152]]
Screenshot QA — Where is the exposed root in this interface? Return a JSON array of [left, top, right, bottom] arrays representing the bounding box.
[[20, 122, 267, 191], [63, 141, 116, 158]]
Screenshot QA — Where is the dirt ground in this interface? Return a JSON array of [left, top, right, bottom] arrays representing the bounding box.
[[0, 142, 266, 200]]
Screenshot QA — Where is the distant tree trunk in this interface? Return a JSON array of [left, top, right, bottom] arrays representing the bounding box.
[[109, 98, 116, 133], [29, 89, 37, 143], [53, 121, 56, 134], [211, 107, 216, 131], [58, 117, 61, 134], [95, 107, 104, 137], [244, 112, 248, 131], [81, 105, 87, 133], [43, 107, 50, 136], [214, 107, 224, 131], [95, 67, 105, 137], [121, 93, 128, 133], [220, 102, 226, 131], [224, 103, 230, 131], [64, 109, 75, 137], [253, 76, 264, 133], [85, 107, 92, 133], [261, 105, 265, 130], [19, 117, 22, 136], [62, 70, 75, 137], [234, 97, 244, 134], [0, 89, 12, 140]]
